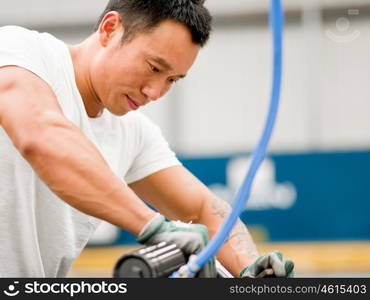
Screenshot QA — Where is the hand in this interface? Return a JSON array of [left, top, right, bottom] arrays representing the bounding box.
[[137, 213, 216, 278], [240, 251, 294, 278]]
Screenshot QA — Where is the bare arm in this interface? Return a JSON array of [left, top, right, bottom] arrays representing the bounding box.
[[0, 66, 156, 235], [129, 165, 259, 277]]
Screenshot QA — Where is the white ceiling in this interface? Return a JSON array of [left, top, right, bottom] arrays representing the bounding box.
[[207, 0, 369, 15], [0, 0, 368, 27]]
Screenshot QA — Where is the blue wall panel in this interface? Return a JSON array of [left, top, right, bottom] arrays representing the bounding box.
[[181, 151, 370, 242], [117, 151, 370, 244]]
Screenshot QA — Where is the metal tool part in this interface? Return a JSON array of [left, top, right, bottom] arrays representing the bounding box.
[[113, 242, 235, 278]]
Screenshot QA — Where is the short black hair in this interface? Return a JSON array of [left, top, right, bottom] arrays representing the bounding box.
[[96, 0, 212, 46]]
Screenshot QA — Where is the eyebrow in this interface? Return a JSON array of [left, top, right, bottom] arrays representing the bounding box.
[[152, 56, 187, 79]]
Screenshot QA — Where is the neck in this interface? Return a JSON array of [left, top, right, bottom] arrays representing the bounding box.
[[69, 36, 103, 118]]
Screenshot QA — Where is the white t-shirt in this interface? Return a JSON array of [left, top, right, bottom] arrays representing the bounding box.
[[0, 26, 181, 277]]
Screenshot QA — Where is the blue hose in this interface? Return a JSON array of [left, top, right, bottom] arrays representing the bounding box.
[[171, 0, 284, 277]]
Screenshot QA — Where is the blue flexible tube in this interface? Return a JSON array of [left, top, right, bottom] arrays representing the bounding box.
[[171, 0, 284, 277]]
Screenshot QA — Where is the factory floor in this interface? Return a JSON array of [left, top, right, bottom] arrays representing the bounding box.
[[69, 241, 370, 278]]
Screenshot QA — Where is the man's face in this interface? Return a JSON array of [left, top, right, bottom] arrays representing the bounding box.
[[90, 18, 201, 116]]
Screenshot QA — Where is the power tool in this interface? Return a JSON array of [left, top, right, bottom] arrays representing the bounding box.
[[113, 242, 233, 278]]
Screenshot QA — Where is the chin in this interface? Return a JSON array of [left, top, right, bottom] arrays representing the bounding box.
[[107, 107, 130, 117]]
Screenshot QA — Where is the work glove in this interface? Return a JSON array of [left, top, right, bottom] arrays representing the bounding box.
[[137, 213, 217, 278], [240, 251, 294, 278]]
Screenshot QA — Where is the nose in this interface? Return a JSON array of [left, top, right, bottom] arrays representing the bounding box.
[[141, 81, 168, 102], [141, 86, 161, 102]]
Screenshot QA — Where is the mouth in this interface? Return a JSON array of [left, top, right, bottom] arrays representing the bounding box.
[[126, 95, 140, 111]]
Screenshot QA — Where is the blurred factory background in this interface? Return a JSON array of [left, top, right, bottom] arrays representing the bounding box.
[[1, 0, 369, 277]]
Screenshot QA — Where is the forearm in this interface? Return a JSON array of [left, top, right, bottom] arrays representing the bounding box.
[[198, 196, 259, 277], [19, 116, 155, 235], [127, 166, 259, 275], [217, 219, 259, 277]]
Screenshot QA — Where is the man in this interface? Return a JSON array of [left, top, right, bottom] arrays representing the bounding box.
[[0, 0, 294, 277]]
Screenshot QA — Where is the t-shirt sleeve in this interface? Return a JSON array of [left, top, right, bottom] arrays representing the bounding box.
[[0, 26, 51, 87], [124, 113, 182, 184]]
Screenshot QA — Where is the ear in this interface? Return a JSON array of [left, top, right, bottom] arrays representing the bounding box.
[[97, 11, 123, 47]]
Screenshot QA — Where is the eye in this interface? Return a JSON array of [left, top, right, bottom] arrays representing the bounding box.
[[168, 78, 179, 84], [149, 64, 160, 73]]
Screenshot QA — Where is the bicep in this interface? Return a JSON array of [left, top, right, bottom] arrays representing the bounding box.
[[129, 165, 214, 222], [0, 66, 66, 149]]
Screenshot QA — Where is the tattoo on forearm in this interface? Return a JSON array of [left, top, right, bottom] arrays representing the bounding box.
[[227, 221, 259, 259], [211, 197, 259, 259], [211, 197, 231, 218]]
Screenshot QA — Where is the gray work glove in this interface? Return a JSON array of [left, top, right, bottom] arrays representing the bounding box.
[[240, 251, 294, 278], [137, 213, 217, 278]]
